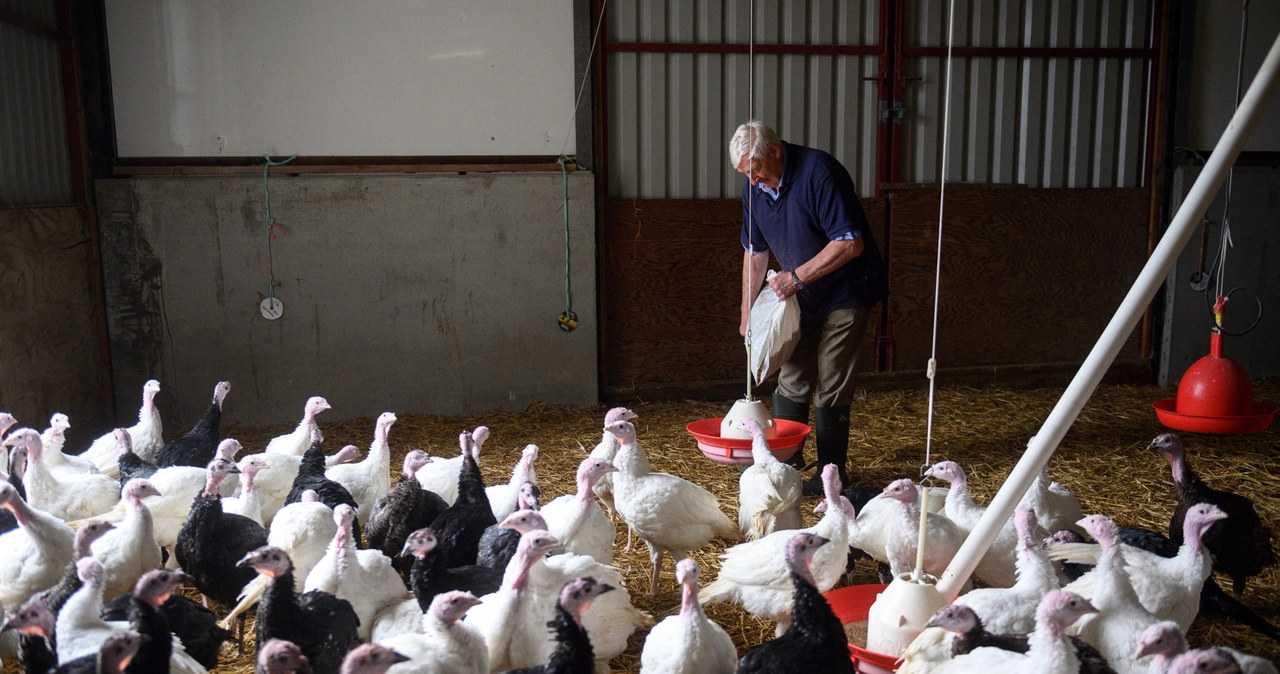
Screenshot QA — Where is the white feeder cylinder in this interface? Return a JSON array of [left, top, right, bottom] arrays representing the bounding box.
[[720, 398, 777, 439]]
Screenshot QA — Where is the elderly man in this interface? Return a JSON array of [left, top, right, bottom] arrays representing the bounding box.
[[732, 120, 887, 494]]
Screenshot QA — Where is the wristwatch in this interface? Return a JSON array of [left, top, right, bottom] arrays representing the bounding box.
[[792, 270, 805, 291]]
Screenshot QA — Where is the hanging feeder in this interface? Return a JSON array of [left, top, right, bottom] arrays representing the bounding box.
[[1153, 327, 1276, 434]]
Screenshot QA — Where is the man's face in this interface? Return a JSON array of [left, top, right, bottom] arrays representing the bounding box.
[[736, 143, 783, 191]]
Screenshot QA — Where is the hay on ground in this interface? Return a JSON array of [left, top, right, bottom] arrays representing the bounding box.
[[192, 380, 1280, 673]]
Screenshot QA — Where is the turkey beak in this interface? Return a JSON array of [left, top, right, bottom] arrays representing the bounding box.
[[236, 552, 257, 568], [389, 650, 411, 664], [398, 542, 415, 557]]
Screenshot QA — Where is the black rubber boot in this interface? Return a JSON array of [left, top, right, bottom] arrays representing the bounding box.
[[804, 405, 851, 495], [771, 390, 809, 469]]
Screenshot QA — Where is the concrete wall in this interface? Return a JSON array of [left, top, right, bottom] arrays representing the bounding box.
[[96, 172, 597, 429]]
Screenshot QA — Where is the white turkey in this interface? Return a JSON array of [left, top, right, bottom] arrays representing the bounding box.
[[54, 557, 205, 672], [8, 427, 119, 521], [951, 505, 1060, 634], [378, 590, 488, 674], [845, 483, 949, 571], [639, 557, 737, 674], [537, 456, 616, 564], [0, 476, 75, 611], [1135, 620, 1277, 674], [340, 643, 410, 674], [244, 440, 354, 526], [80, 379, 163, 477], [27, 520, 115, 614], [1168, 648, 1251, 674], [462, 529, 561, 671], [304, 503, 409, 640], [531, 535, 652, 672], [736, 417, 803, 540], [1019, 466, 1086, 537], [924, 460, 1022, 587], [588, 407, 637, 522], [469, 528, 650, 673], [325, 411, 396, 527], [930, 590, 1098, 674], [223, 454, 270, 525], [501, 576, 616, 674], [264, 396, 332, 456], [477, 505, 547, 573], [416, 425, 489, 506], [607, 417, 738, 594], [879, 478, 969, 581], [700, 464, 853, 635], [1067, 514, 1161, 674], [91, 477, 164, 600], [38, 413, 98, 478], [79, 438, 242, 557], [220, 490, 337, 630], [485, 443, 539, 522], [1053, 502, 1227, 632]]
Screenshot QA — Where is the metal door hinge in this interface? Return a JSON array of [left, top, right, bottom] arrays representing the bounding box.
[[879, 100, 905, 122]]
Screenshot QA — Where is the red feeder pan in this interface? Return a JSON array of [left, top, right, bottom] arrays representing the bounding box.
[[824, 584, 900, 673], [1154, 330, 1277, 435], [685, 417, 810, 465]]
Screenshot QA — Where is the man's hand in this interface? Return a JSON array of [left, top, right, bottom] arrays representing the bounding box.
[[768, 270, 802, 301]]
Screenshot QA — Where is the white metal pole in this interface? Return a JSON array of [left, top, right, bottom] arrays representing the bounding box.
[[936, 30, 1280, 599]]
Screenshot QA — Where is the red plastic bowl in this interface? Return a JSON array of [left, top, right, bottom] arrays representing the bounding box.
[[1153, 398, 1278, 435], [824, 584, 900, 673], [685, 417, 810, 465]]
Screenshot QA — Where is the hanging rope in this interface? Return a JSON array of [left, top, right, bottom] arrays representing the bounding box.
[[263, 154, 296, 301], [552, 0, 609, 332], [557, 156, 578, 331], [913, 0, 958, 583]]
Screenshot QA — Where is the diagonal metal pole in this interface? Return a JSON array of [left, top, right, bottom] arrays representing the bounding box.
[[936, 29, 1280, 599]]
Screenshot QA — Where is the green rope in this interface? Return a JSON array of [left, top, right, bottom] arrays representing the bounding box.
[[557, 156, 574, 324], [263, 155, 296, 299]]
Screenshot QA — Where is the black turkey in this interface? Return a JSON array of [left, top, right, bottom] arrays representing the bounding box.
[[238, 545, 361, 674], [154, 381, 230, 468]]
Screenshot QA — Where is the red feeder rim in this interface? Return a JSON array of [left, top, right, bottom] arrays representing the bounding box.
[[685, 417, 810, 465]]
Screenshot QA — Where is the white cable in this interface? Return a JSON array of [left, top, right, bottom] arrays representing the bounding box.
[[1214, 0, 1249, 305], [923, 0, 957, 477], [558, 0, 606, 158]]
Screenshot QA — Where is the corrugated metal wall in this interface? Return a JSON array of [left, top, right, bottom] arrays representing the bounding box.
[[606, 0, 881, 199], [0, 0, 72, 206], [902, 0, 1153, 188], [605, 0, 1155, 199]]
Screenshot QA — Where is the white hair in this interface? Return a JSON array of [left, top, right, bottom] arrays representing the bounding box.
[[728, 120, 780, 168]]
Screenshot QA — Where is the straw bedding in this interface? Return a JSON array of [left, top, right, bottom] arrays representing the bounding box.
[[55, 380, 1280, 672]]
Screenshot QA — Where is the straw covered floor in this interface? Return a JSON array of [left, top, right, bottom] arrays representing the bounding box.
[[125, 380, 1280, 672]]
